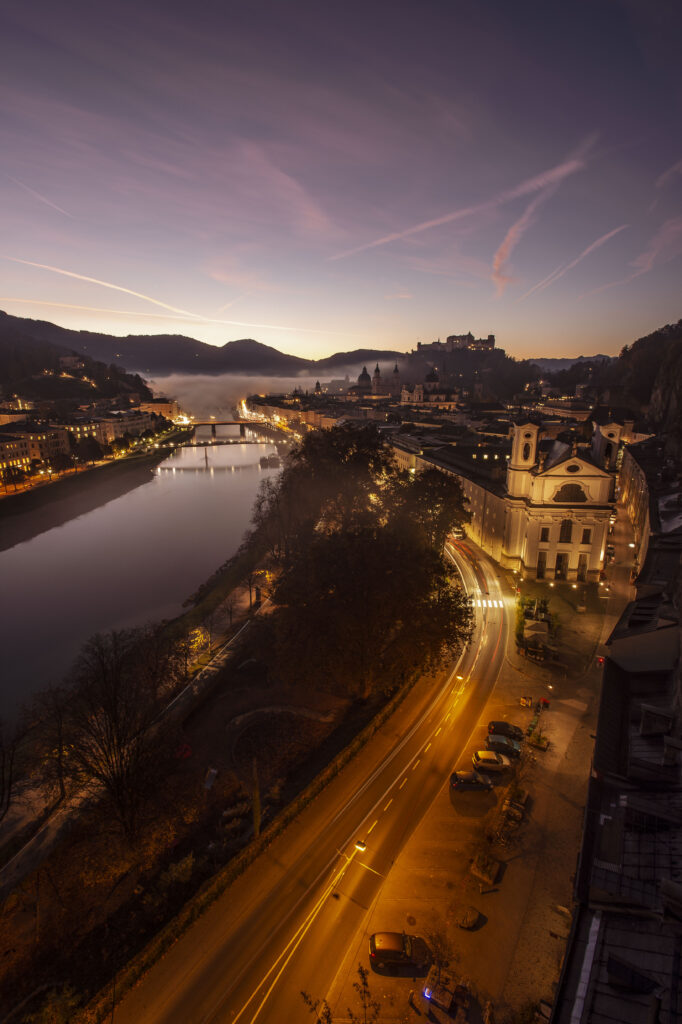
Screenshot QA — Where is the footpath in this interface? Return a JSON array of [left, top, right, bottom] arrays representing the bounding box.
[[327, 510, 635, 1023]]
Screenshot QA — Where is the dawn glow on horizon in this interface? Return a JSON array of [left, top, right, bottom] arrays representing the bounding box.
[[1, 0, 681, 360]]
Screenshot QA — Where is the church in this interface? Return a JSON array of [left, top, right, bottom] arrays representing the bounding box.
[[394, 421, 614, 582]]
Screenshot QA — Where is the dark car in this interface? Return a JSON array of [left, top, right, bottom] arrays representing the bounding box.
[[450, 770, 493, 791], [488, 720, 524, 743], [486, 734, 522, 759], [369, 932, 426, 971]]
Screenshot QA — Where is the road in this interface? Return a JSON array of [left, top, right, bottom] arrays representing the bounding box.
[[117, 542, 511, 1024]]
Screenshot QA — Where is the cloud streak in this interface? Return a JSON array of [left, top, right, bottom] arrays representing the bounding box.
[[584, 216, 682, 297], [519, 224, 629, 301], [656, 158, 682, 189], [328, 155, 587, 262], [491, 188, 555, 296], [5, 174, 74, 218]]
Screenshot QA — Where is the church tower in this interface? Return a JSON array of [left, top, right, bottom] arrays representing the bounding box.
[[507, 421, 540, 498]]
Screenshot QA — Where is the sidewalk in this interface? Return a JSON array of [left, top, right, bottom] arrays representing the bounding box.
[[327, 511, 636, 1021]]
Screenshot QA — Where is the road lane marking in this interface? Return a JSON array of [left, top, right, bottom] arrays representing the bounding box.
[[412, 760, 420, 770], [435, 727, 442, 736], [445, 712, 451, 720], [384, 799, 393, 811], [399, 777, 407, 789], [367, 820, 378, 834], [424, 742, 431, 752]]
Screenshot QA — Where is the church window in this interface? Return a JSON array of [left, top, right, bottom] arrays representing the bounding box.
[[540, 527, 549, 543], [522, 443, 531, 460], [581, 528, 592, 545], [566, 463, 580, 473], [554, 483, 588, 503], [559, 519, 572, 543]]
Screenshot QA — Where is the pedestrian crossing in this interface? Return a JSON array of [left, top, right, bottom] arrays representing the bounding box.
[[472, 598, 504, 608]]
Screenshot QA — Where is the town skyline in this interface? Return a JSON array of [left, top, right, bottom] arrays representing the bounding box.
[[2, 0, 681, 360]]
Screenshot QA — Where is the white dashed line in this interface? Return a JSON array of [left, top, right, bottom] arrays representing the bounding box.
[[399, 778, 407, 789], [435, 727, 442, 736], [367, 820, 377, 834], [424, 742, 431, 752], [384, 799, 393, 812]]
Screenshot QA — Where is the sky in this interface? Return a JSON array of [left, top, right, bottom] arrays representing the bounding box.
[[1, 0, 681, 361]]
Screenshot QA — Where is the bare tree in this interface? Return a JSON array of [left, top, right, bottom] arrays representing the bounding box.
[[0, 719, 17, 824], [65, 631, 165, 842], [348, 964, 380, 1024], [301, 991, 332, 1024], [30, 685, 70, 803]]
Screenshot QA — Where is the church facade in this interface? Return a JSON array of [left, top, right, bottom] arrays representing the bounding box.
[[396, 421, 614, 583]]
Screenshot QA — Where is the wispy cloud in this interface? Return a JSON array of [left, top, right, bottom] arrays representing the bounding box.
[[5, 174, 74, 218], [584, 216, 682, 297], [519, 224, 629, 301], [328, 154, 588, 262], [384, 291, 412, 299], [491, 188, 555, 296], [1, 256, 204, 318], [0, 259, 353, 335], [491, 135, 596, 296], [655, 158, 682, 189]]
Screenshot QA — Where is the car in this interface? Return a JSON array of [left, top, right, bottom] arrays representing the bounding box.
[[450, 770, 493, 791], [369, 932, 426, 970], [488, 720, 524, 742], [472, 750, 511, 773], [486, 734, 522, 759]]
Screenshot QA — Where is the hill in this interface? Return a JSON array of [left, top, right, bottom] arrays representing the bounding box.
[[0, 312, 405, 378], [528, 354, 614, 372]]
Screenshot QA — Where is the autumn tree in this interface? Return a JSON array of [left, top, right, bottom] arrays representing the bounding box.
[[387, 466, 469, 551], [263, 525, 472, 700]]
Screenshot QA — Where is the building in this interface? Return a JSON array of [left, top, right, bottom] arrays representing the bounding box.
[[392, 420, 613, 581], [0, 432, 31, 482], [415, 332, 495, 355], [551, 469, 682, 1024], [138, 397, 180, 420]]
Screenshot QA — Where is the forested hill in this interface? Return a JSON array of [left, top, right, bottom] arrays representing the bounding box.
[[0, 320, 152, 404]]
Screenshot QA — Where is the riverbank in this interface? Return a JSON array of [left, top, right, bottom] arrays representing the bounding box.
[[0, 446, 180, 553]]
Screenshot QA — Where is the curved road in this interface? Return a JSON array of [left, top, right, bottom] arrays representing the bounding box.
[[117, 542, 511, 1024]]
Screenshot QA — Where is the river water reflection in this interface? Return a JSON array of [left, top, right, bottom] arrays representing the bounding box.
[[0, 426, 279, 719]]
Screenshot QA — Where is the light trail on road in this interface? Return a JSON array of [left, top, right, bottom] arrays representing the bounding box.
[[115, 541, 511, 1024]]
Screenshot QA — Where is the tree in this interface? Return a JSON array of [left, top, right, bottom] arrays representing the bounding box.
[[30, 684, 71, 803], [348, 964, 380, 1024], [64, 631, 166, 841], [425, 920, 456, 981], [301, 991, 333, 1024], [25, 984, 81, 1024], [0, 719, 17, 823], [266, 526, 472, 700], [387, 467, 469, 550], [76, 435, 103, 464]]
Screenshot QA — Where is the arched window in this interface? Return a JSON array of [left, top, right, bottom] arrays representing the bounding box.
[[522, 442, 531, 460], [559, 519, 572, 543], [554, 483, 587, 503]]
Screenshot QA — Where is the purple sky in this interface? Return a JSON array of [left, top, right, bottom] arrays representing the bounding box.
[[1, 0, 681, 360]]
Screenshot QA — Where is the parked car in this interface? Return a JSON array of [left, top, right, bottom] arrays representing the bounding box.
[[488, 720, 524, 742], [472, 750, 511, 773], [450, 770, 493, 792], [486, 734, 522, 759], [369, 932, 427, 970]]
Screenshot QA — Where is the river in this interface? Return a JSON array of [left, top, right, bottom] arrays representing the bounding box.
[[0, 425, 281, 721]]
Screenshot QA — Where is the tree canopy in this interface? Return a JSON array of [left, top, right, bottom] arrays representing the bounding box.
[[249, 423, 472, 700]]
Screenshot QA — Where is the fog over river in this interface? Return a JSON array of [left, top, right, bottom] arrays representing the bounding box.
[[0, 379, 295, 721]]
